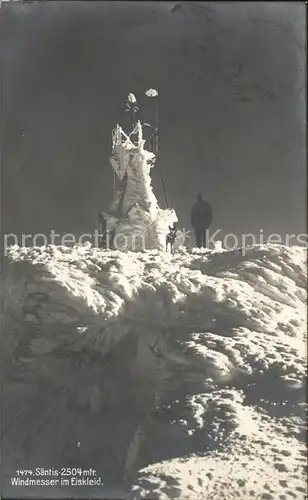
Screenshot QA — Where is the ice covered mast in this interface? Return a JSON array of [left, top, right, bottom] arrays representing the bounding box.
[[102, 91, 177, 251]]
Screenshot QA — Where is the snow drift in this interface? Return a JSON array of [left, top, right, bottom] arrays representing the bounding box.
[[1, 244, 307, 499]]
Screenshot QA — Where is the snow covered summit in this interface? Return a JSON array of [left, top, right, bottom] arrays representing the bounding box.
[[2, 244, 307, 499]]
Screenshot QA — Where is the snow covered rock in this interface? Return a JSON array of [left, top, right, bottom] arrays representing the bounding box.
[[1, 244, 307, 499]]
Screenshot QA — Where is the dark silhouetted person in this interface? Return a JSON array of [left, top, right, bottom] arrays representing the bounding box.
[[166, 223, 177, 252], [191, 192, 212, 248]]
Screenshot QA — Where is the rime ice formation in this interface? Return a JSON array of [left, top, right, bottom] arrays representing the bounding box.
[[102, 121, 177, 251], [2, 244, 307, 499]]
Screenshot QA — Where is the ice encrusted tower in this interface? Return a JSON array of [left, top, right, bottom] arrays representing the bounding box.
[[102, 113, 177, 251]]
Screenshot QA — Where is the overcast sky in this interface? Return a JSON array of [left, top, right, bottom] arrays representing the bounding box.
[[1, 1, 306, 244]]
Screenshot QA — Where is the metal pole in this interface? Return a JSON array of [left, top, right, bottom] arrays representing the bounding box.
[[155, 96, 159, 156], [155, 95, 170, 209], [160, 172, 170, 209]]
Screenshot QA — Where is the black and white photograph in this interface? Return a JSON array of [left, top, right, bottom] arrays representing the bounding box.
[[0, 1, 307, 499]]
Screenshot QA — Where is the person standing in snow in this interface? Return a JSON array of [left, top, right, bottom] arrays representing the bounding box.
[[190, 192, 213, 248], [166, 222, 177, 253]]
